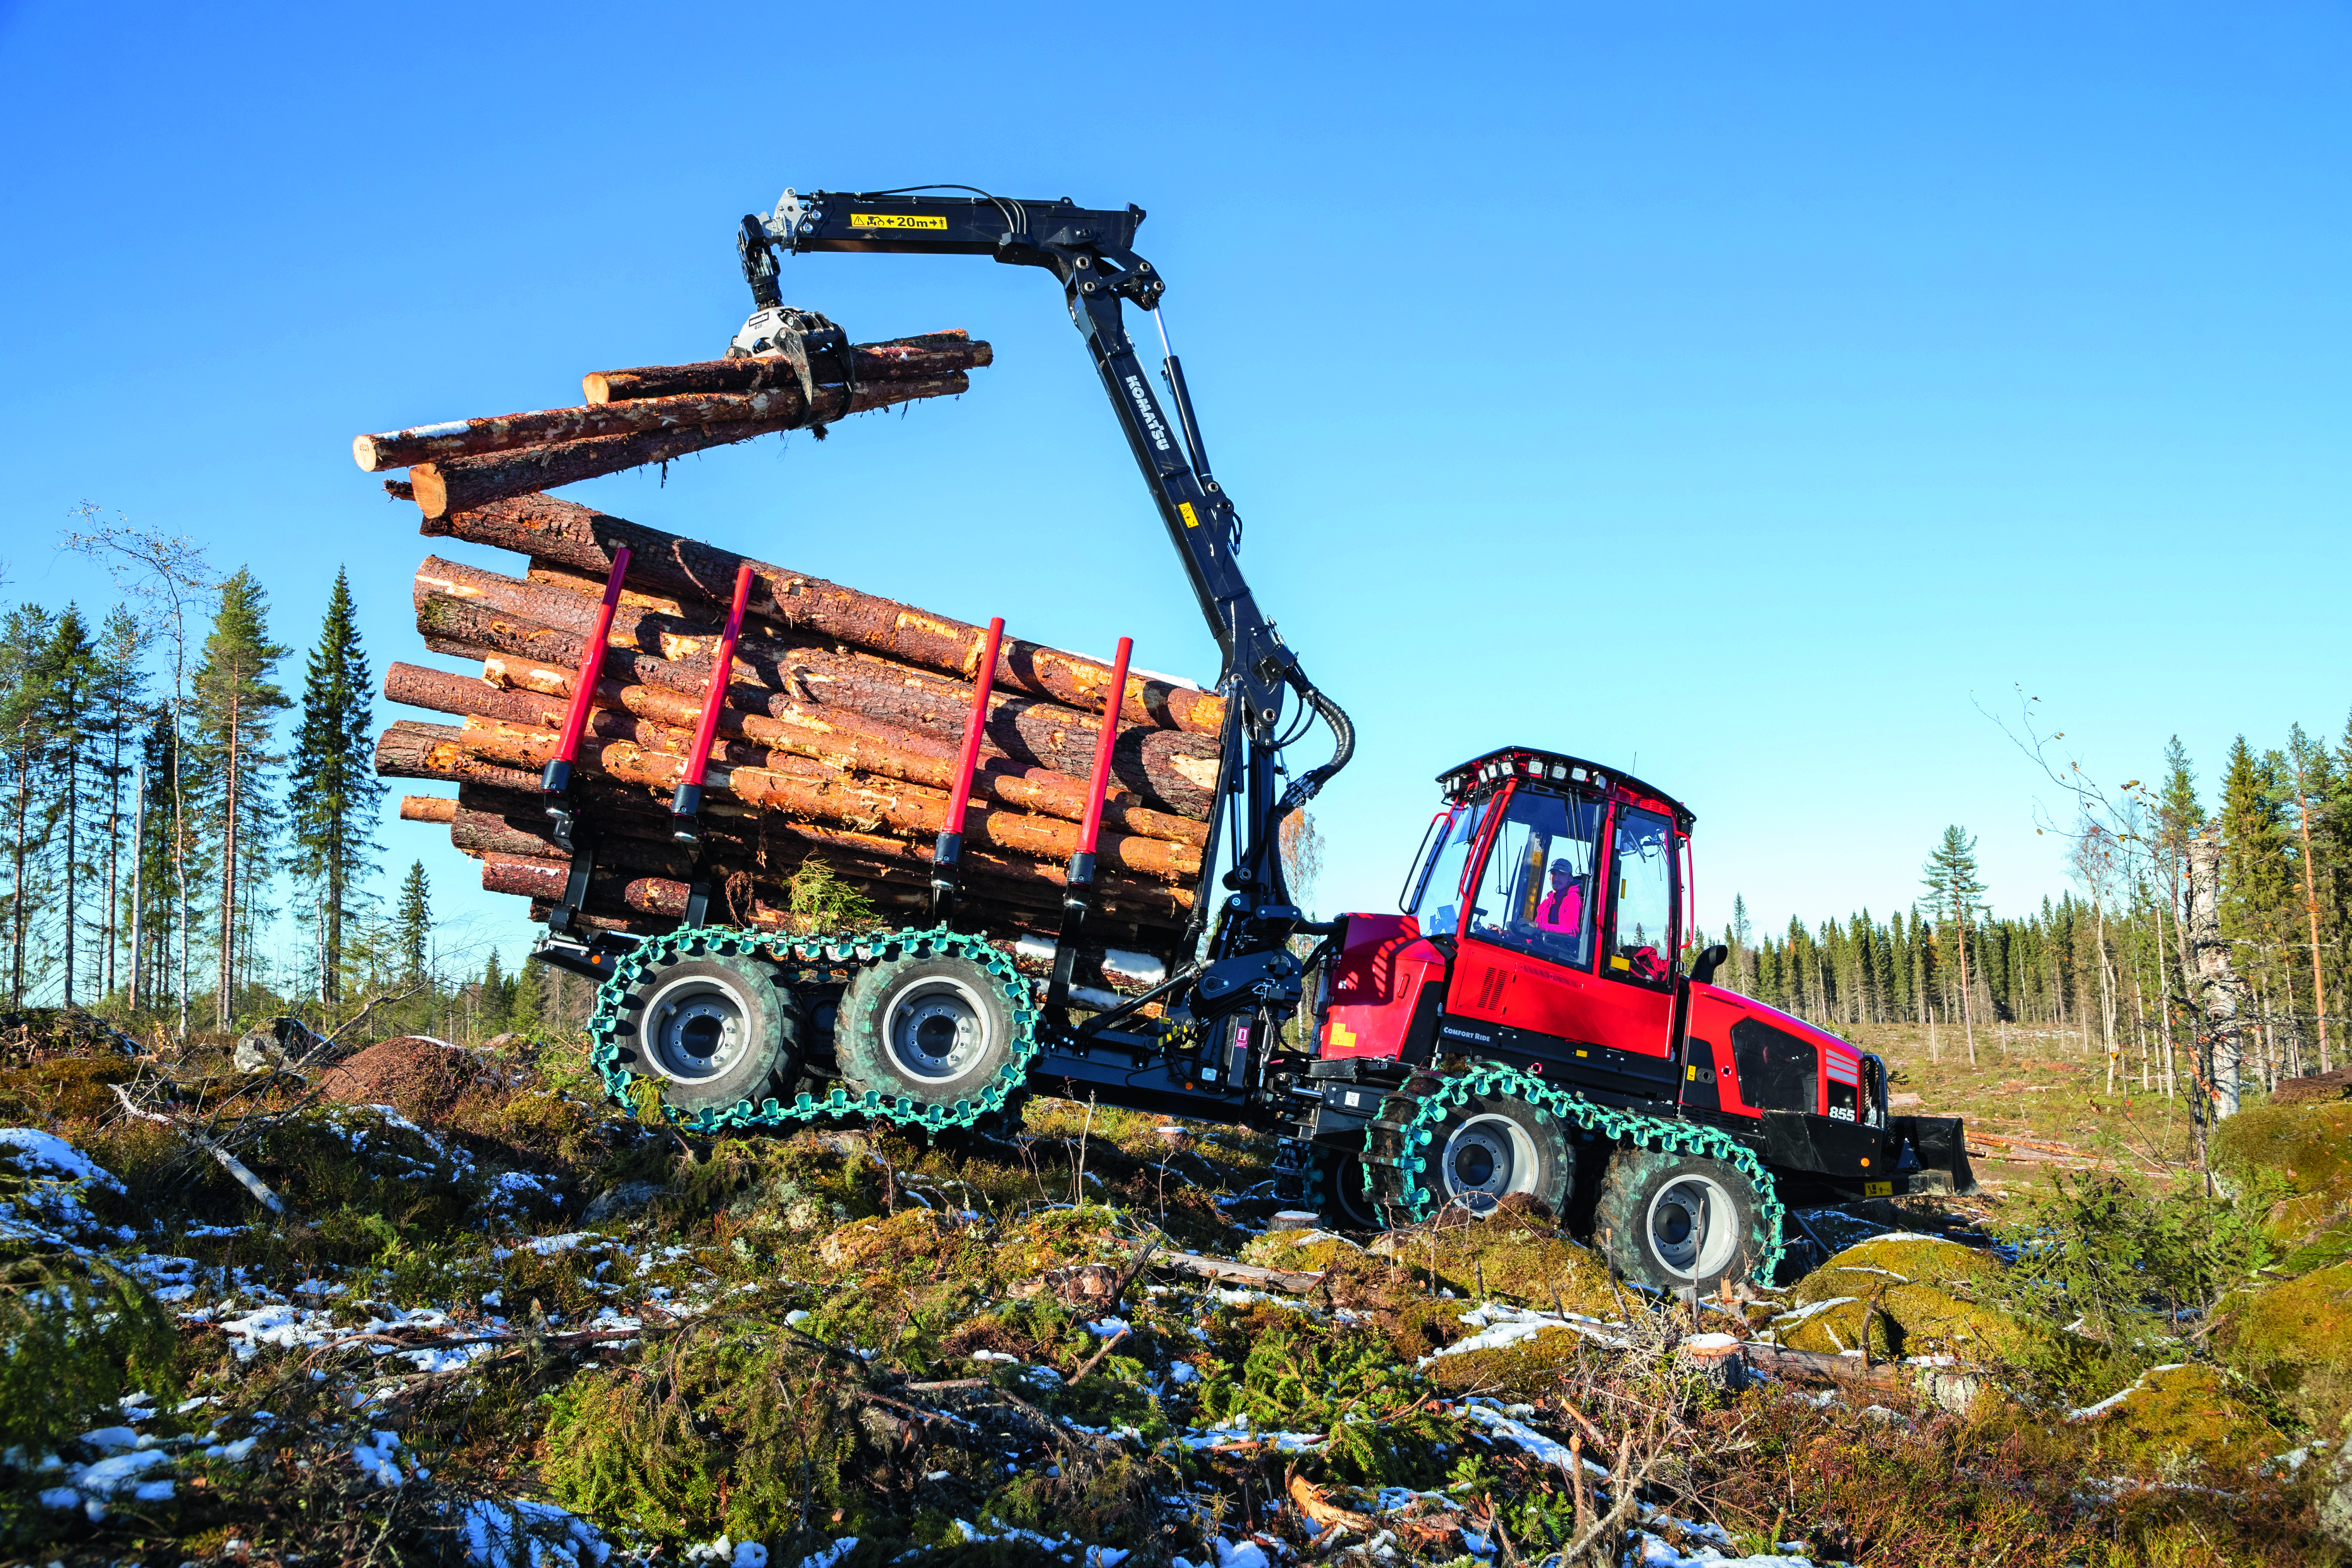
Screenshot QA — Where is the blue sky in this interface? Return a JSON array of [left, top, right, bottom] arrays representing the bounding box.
[[3, 3, 2346, 977]]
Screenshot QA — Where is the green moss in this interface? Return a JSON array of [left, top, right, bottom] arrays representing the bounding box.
[[1420, 1323, 1592, 1402], [2213, 1102, 2352, 1211], [2070, 1363, 2284, 1474], [1791, 1234, 2005, 1306], [2221, 1259, 2352, 1431], [1372, 1213, 1627, 1319]]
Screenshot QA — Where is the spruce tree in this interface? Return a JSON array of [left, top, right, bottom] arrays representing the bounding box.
[[288, 569, 383, 1004], [510, 956, 547, 1035], [478, 949, 509, 1037], [190, 570, 290, 1028], [2217, 738, 2292, 981], [393, 860, 432, 985]]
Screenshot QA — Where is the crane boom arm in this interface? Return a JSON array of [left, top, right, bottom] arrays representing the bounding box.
[[740, 187, 1351, 948]]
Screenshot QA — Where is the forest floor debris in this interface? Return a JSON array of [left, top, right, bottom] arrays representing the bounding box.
[[0, 1009, 2346, 1564]]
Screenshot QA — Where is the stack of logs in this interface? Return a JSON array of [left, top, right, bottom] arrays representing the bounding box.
[[366, 342, 1223, 947]]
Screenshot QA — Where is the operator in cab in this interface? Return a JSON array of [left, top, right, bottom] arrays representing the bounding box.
[[1534, 858, 1585, 934]]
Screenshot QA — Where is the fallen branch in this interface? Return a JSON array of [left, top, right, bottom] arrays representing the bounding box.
[[1155, 1253, 1324, 1295], [111, 1083, 287, 1215], [1066, 1327, 1130, 1386]]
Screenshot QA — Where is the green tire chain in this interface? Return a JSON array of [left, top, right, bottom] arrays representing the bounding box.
[[588, 924, 1041, 1138], [1361, 1062, 1788, 1282]]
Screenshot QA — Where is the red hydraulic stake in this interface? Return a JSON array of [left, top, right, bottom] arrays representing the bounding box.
[[930, 616, 1006, 920], [542, 545, 631, 853], [1072, 637, 1134, 884], [671, 561, 755, 841], [542, 546, 632, 797], [1049, 636, 1132, 1007]]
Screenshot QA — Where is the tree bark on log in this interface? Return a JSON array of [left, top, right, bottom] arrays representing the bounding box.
[[446, 713, 1201, 885], [417, 496, 1225, 736], [373, 720, 542, 792], [410, 592, 1219, 821], [585, 332, 991, 403], [408, 373, 967, 521], [357, 387, 811, 472], [386, 656, 1207, 848]]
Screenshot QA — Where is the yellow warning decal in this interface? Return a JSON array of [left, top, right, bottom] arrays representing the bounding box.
[[851, 213, 949, 230], [1326, 1020, 1357, 1052], [1610, 955, 1631, 971], [1685, 1065, 1698, 1081], [1864, 1180, 1893, 1198], [1178, 501, 1200, 529]]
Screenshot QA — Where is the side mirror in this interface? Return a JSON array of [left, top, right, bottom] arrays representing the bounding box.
[[1688, 943, 1729, 984]]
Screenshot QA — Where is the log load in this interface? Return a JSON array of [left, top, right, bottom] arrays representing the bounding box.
[[364, 332, 1222, 951]]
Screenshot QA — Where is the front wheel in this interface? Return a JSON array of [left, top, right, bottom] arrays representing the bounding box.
[[1591, 1148, 1768, 1295], [835, 952, 1021, 1113], [1308, 1145, 1383, 1231]]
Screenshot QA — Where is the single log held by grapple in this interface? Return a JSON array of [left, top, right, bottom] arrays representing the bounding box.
[[418, 496, 1226, 736]]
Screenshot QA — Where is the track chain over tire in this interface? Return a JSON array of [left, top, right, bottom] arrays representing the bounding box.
[[588, 924, 1039, 1138], [1361, 1061, 1788, 1283]]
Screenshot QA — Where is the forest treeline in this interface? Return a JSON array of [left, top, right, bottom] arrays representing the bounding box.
[[0, 513, 541, 1038], [1704, 724, 2352, 1102]]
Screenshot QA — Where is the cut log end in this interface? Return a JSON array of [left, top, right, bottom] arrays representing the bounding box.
[[399, 794, 457, 824]]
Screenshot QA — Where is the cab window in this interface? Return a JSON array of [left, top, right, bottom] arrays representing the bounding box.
[[1465, 788, 1604, 969], [1606, 806, 1675, 986], [1403, 802, 1486, 937]]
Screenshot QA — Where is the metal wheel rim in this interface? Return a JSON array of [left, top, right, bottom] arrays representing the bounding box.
[[1440, 1112, 1538, 1215], [1646, 1173, 1739, 1279], [881, 974, 993, 1082], [643, 974, 754, 1085]]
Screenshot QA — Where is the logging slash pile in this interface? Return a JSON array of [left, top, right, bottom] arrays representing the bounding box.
[[362, 330, 1220, 948]]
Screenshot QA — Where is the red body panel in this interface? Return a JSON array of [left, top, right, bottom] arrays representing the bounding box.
[[1684, 982, 1866, 1119], [1319, 914, 1445, 1060], [1449, 939, 1675, 1059]]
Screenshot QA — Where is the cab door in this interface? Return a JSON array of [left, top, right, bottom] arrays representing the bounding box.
[[1445, 788, 1677, 1063]]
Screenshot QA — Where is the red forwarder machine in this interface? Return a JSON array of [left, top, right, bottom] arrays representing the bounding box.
[[540, 186, 1976, 1292]]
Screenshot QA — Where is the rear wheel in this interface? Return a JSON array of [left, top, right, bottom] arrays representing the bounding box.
[[1592, 1148, 1768, 1294], [836, 952, 1020, 1113], [611, 952, 805, 1115], [1307, 1145, 1383, 1231]]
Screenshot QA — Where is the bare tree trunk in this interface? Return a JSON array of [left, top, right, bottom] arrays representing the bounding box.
[[9, 734, 26, 1007], [2152, 885, 2176, 1098], [2187, 825, 2246, 1121], [2094, 892, 2118, 1095], [216, 688, 240, 1030], [1957, 917, 1978, 1066], [128, 761, 144, 1011], [2294, 768, 2331, 1073], [61, 724, 79, 1005]]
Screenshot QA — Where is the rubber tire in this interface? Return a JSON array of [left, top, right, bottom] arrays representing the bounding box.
[[1404, 1083, 1577, 1222], [1312, 1146, 1384, 1232], [1591, 1147, 1768, 1295], [612, 953, 805, 1115], [835, 952, 1020, 1112]]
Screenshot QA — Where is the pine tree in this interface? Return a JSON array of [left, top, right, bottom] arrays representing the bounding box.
[[1922, 826, 1987, 1064], [1, 606, 57, 1006], [190, 569, 289, 1028], [394, 861, 432, 986], [37, 609, 99, 1005], [288, 569, 383, 1005], [89, 608, 147, 1002]]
